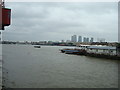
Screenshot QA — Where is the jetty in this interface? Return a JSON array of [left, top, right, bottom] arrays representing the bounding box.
[[60, 45, 120, 60]]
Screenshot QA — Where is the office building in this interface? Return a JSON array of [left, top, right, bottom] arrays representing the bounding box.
[[83, 37, 87, 43], [90, 37, 94, 43], [78, 36, 82, 42], [86, 38, 89, 43], [71, 35, 77, 42]]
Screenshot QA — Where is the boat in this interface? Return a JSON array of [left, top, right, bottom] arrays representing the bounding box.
[[34, 46, 41, 48], [60, 48, 86, 55], [60, 49, 72, 53]]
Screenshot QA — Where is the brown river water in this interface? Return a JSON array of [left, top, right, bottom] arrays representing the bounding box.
[[2, 44, 119, 88]]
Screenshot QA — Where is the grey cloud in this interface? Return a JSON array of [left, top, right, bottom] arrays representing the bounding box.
[[3, 2, 118, 42]]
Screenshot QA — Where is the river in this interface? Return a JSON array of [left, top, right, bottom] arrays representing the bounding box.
[[2, 44, 119, 88]]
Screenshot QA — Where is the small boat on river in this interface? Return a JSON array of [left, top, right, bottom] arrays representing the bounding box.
[[60, 49, 72, 53], [34, 46, 41, 48]]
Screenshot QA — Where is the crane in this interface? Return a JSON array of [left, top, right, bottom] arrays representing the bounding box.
[[0, 0, 11, 30]]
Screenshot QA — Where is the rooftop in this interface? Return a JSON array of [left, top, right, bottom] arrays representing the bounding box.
[[87, 46, 116, 50]]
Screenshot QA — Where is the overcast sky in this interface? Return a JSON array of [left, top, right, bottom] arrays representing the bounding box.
[[2, 2, 118, 42]]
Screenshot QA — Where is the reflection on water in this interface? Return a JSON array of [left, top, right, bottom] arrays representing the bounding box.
[[2, 44, 118, 88]]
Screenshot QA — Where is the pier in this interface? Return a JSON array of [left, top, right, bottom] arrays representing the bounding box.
[[60, 45, 120, 60]]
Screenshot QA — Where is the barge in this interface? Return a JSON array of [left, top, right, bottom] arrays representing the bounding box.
[[60, 48, 86, 55]]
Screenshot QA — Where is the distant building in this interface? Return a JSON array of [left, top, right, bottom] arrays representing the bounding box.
[[83, 37, 87, 43], [83, 37, 89, 43], [61, 40, 64, 43], [97, 38, 105, 42], [78, 36, 82, 42], [90, 37, 94, 43], [86, 38, 89, 43], [66, 40, 71, 43], [48, 41, 53, 44], [71, 35, 77, 42]]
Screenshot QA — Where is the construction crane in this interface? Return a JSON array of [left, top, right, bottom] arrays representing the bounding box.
[[0, 0, 11, 30]]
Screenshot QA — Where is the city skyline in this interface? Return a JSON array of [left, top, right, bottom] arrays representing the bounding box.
[[2, 2, 118, 42], [71, 35, 94, 43]]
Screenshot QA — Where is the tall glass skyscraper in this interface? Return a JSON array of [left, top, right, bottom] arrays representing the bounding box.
[[71, 35, 77, 42]]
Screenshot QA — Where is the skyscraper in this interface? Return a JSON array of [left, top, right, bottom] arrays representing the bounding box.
[[90, 37, 94, 43], [83, 37, 87, 43], [78, 36, 82, 42], [86, 37, 89, 43], [71, 35, 77, 42]]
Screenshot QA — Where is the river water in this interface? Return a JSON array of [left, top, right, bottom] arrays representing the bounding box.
[[2, 44, 119, 88]]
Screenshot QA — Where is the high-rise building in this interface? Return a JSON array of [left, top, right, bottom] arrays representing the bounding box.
[[86, 37, 89, 43], [71, 35, 77, 42], [78, 36, 82, 42], [83, 37, 87, 43], [90, 37, 94, 43], [71, 36, 74, 42]]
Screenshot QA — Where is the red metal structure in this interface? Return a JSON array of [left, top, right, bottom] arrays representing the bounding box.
[[1, 0, 11, 30], [2, 8, 11, 26]]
